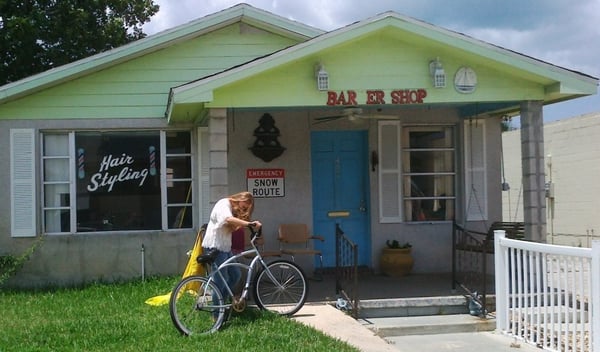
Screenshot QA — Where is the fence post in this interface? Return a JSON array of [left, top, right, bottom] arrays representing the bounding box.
[[494, 230, 507, 332], [592, 240, 600, 352]]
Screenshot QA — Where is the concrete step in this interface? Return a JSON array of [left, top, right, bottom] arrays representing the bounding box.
[[358, 296, 472, 318], [361, 314, 496, 337]]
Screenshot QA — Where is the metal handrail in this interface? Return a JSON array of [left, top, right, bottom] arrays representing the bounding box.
[[335, 223, 359, 318], [452, 222, 491, 316]]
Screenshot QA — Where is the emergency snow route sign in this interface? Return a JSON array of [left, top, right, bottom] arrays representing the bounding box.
[[247, 168, 285, 198]]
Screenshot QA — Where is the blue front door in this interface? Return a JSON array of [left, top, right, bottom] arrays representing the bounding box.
[[311, 130, 370, 267]]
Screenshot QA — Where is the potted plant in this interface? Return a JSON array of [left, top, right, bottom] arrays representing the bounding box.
[[380, 240, 413, 277]]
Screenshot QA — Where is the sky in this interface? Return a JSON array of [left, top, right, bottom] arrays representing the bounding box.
[[142, 0, 600, 125]]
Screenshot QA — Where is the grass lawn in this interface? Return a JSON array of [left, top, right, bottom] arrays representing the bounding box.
[[0, 276, 358, 352]]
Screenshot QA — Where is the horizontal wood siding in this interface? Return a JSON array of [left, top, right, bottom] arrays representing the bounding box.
[[209, 28, 545, 107], [0, 23, 298, 120]]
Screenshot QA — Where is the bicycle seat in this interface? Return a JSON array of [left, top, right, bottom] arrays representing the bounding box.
[[196, 248, 219, 265]]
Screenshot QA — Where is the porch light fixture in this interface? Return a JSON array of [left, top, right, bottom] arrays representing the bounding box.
[[429, 57, 446, 88], [315, 63, 329, 91]]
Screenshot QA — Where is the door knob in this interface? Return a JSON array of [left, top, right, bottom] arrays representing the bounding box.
[[359, 199, 367, 212]]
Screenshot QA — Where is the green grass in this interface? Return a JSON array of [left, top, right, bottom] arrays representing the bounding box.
[[0, 277, 358, 352]]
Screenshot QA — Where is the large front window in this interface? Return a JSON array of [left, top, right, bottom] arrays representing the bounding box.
[[42, 130, 192, 233]]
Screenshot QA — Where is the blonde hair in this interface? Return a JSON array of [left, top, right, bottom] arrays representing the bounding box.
[[228, 191, 254, 221]]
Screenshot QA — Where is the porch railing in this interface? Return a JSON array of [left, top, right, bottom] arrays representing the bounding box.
[[335, 223, 359, 318], [494, 230, 599, 352], [452, 222, 493, 315], [453, 221, 525, 316]]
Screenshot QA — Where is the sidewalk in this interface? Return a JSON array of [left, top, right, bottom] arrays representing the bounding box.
[[293, 302, 541, 352], [293, 302, 397, 352]]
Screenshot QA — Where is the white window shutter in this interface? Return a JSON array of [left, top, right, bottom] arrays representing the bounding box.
[[378, 121, 403, 222], [464, 120, 487, 221], [198, 128, 210, 224], [10, 129, 37, 237]]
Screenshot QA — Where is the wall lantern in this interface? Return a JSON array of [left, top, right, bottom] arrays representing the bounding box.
[[429, 57, 446, 88], [315, 63, 329, 91]]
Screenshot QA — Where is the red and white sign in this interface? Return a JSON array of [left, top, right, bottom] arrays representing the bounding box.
[[247, 168, 285, 198], [326, 89, 428, 106]]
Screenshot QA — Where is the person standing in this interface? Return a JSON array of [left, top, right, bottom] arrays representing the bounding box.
[[202, 191, 262, 299]]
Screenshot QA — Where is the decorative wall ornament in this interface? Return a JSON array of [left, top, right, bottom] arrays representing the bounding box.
[[249, 113, 285, 162], [454, 66, 477, 94]]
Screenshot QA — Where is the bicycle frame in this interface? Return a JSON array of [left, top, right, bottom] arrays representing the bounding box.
[[169, 226, 308, 335], [204, 234, 280, 305]]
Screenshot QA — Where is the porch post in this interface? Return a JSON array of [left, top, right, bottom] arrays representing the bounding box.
[[208, 108, 229, 203], [519, 100, 547, 242]]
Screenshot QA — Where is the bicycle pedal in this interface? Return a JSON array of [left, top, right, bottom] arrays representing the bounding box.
[[232, 296, 246, 312]]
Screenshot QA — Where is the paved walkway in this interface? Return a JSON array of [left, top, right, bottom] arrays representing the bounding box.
[[294, 303, 397, 352], [293, 302, 541, 352], [293, 273, 539, 352]]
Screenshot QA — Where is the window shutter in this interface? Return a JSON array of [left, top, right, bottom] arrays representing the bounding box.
[[10, 129, 37, 237], [198, 128, 210, 224], [378, 121, 403, 222], [464, 120, 487, 221]]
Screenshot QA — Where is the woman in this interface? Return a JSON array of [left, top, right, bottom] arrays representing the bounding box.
[[202, 191, 262, 299]]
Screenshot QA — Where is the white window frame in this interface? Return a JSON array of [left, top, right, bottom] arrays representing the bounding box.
[[161, 130, 194, 229], [378, 122, 457, 223], [40, 130, 195, 234]]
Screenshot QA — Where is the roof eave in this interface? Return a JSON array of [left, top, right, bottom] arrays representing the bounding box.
[[170, 12, 598, 107], [0, 3, 324, 105]]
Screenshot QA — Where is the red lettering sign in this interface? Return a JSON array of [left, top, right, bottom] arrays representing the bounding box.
[[390, 89, 427, 104], [366, 90, 385, 104], [326, 89, 427, 106], [246, 168, 285, 178], [326, 90, 358, 106]]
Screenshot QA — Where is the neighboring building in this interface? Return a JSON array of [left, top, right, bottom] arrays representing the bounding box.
[[503, 112, 600, 247], [1, 4, 596, 287]]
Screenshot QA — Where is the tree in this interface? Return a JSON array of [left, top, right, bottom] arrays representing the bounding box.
[[0, 0, 159, 85]]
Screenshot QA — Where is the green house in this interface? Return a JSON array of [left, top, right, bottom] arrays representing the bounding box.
[[0, 4, 596, 287]]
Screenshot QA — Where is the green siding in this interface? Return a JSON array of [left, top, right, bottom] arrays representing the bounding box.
[[0, 23, 299, 120], [207, 29, 546, 108]]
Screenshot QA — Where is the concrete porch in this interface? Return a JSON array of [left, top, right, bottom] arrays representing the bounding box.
[[307, 272, 476, 302], [306, 271, 497, 318]]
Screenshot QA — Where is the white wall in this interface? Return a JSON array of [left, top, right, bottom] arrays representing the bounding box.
[[502, 112, 600, 247]]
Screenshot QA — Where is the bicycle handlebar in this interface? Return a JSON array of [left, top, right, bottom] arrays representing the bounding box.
[[247, 222, 262, 238]]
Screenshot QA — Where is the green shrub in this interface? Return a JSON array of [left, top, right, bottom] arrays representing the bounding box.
[[0, 237, 43, 286]]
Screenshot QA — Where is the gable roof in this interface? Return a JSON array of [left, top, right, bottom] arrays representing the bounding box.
[[1, 3, 597, 122], [166, 9, 597, 121], [0, 3, 324, 104]]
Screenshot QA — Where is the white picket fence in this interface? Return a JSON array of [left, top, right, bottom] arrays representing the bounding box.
[[494, 230, 600, 352]]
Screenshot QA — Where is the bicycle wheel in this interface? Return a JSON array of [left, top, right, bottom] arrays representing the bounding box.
[[169, 275, 226, 335], [253, 260, 308, 316]]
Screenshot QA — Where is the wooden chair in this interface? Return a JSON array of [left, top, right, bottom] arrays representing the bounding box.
[[277, 223, 324, 271], [239, 227, 281, 259]]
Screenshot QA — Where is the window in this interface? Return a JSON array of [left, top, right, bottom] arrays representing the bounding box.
[[402, 126, 455, 221], [378, 122, 455, 222], [42, 130, 192, 233]]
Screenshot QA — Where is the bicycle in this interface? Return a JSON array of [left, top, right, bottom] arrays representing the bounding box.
[[169, 224, 308, 335]]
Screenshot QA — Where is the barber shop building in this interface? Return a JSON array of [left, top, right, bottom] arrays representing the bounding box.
[[0, 3, 596, 287]]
